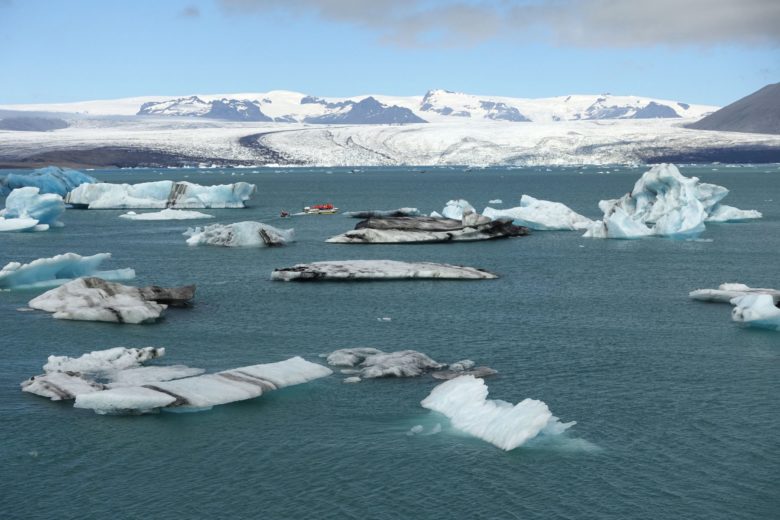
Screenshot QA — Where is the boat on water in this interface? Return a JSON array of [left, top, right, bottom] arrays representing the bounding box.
[[303, 203, 339, 215]]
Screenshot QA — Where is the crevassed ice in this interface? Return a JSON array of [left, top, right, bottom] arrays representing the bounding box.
[[0, 252, 135, 290], [420, 375, 575, 451]]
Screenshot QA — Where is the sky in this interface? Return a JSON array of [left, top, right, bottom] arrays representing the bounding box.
[[0, 0, 778, 106]]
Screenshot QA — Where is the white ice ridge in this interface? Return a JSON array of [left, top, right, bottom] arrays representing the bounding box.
[[583, 164, 761, 239], [420, 375, 575, 451], [483, 195, 594, 231], [343, 208, 421, 218], [0, 187, 65, 232], [731, 294, 780, 331], [325, 348, 495, 382], [689, 283, 780, 304], [73, 356, 333, 414], [272, 260, 497, 281], [119, 209, 214, 220], [184, 221, 294, 247], [28, 277, 195, 324], [64, 180, 256, 209], [0, 253, 135, 290]]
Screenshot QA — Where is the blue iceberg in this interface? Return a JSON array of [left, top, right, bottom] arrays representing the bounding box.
[[0, 166, 97, 197]]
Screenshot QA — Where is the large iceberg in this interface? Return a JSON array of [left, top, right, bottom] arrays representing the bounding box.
[[731, 294, 780, 331], [483, 195, 594, 231], [344, 208, 421, 218], [272, 260, 497, 281], [28, 277, 195, 324], [583, 164, 761, 239], [0, 253, 135, 290], [326, 213, 528, 243], [420, 375, 575, 451], [689, 283, 780, 304], [184, 221, 294, 247], [0, 187, 65, 232], [64, 180, 256, 209], [0, 166, 97, 197], [119, 209, 214, 220]]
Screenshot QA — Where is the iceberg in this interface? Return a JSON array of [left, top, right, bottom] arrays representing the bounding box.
[[420, 375, 575, 451], [731, 294, 780, 331], [441, 199, 476, 220], [272, 260, 497, 281], [326, 214, 528, 243], [0, 187, 65, 231], [0, 253, 134, 290], [73, 356, 332, 414], [483, 195, 594, 231], [184, 221, 294, 247], [119, 209, 214, 220], [64, 180, 256, 209], [343, 208, 421, 218], [689, 283, 780, 304], [28, 277, 195, 324], [0, 166, 97, 197], [583, 164, 761, 239]]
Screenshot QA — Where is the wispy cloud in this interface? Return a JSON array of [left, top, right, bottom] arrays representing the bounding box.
[[219, 0, 780, 48], [180, 5, 200, 18]]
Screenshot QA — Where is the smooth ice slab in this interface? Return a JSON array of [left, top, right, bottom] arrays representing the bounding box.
[[74, 357, 333, 414], [731, 294, 780, 331], [65, 180, 256, 209], [272, 260, 497, 281], [0, 166, 97, 197], [184, 221, 294, 247], [689, 283, 780, 304], [0, 252, 134, 290], [0, 217, 39, 232], [344, 208, 421, 218], [483, 195, 593, 231], [119, 209, 214, 220], [421, 375, 575, 451], [28, 277, 195, 324]]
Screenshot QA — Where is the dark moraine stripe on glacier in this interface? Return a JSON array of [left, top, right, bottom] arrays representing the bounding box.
[[639, 145, 780, 164], [237, 131, 304, 165], [142, 385, 190, 407]]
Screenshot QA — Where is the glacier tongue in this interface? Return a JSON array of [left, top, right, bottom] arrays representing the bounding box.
[[420, 375, 575, 451]]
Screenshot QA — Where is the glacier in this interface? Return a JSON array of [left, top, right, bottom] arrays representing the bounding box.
[[0, 252, 135, 290], [583, 164, 761, 239], [0, 166, 97, 197], [28, 277, 195, 324], [119, 209, 214, 220], [420, 375, 575, 451], [0, 187, 65, 232], [731, 294, 780, 331], [483, 195, 594, 231], [271, 260, 498, 281], [64, 180, 256, 209], [184, 221, 294, 247]]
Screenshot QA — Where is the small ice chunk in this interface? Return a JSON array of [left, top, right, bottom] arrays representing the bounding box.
[[343, 377, 362, 384], [488, 199, 503, 204], [408, 425, 424, 435], [120, 209, 214, 220], [441, 199, 475, 220]]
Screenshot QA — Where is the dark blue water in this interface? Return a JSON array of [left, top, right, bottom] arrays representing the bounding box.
[[1, 165, 778, 519]]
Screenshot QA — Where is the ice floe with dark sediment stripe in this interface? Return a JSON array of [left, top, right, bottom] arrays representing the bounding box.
[[184, 221, 294, 247], [272, 260, 497, 281], [65, 180, 256, 209], [343, 208, 421, 218]]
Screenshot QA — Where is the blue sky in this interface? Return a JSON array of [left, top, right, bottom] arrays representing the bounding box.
[[0, 0, 777, 105]]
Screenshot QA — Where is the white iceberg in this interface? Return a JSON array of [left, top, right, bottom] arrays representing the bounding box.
[[0, 187, 65, 232], [583, 164, 761, 239], [325, 348, 495, 380], [689, 283, 780, 304], [73, 356, 332, 414], [184, 221, 294, 247], [119, 209, 214, 220], [731, 294, 780, 331], [272, 260, 497, 281], [0, 166, 97, 197], [28, 277, 195, 324], [441, 199, 476, 220], [420, 375, 575, 451], [0, 253, 135, 290], [65, 180, 256, 209], [483, 195, 593, 231], [43, 346, 165, 374]]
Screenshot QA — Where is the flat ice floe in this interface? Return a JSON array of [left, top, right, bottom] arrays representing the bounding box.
[[0, 187, 65, 232], [0, 166, 97, 197], [731, 294, 780, 331], [583, 164, 761, 239], [119, 209, 214, 220], [343, 208, 421, 218], [483, 195, 594, 231], [325, 348, 496, 383], [64, 180, 256, 209], [326, 213, 528, 243], [271, 260, 497, 281], [420, 375, 575, 451], [689, 283, 780, 304], [0, 253, 134, 290], [184, 221, 294, 247], [28, 277, 195, 323]]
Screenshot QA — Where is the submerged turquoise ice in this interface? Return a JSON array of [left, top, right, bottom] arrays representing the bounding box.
[[1, 165, 778, 519]]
